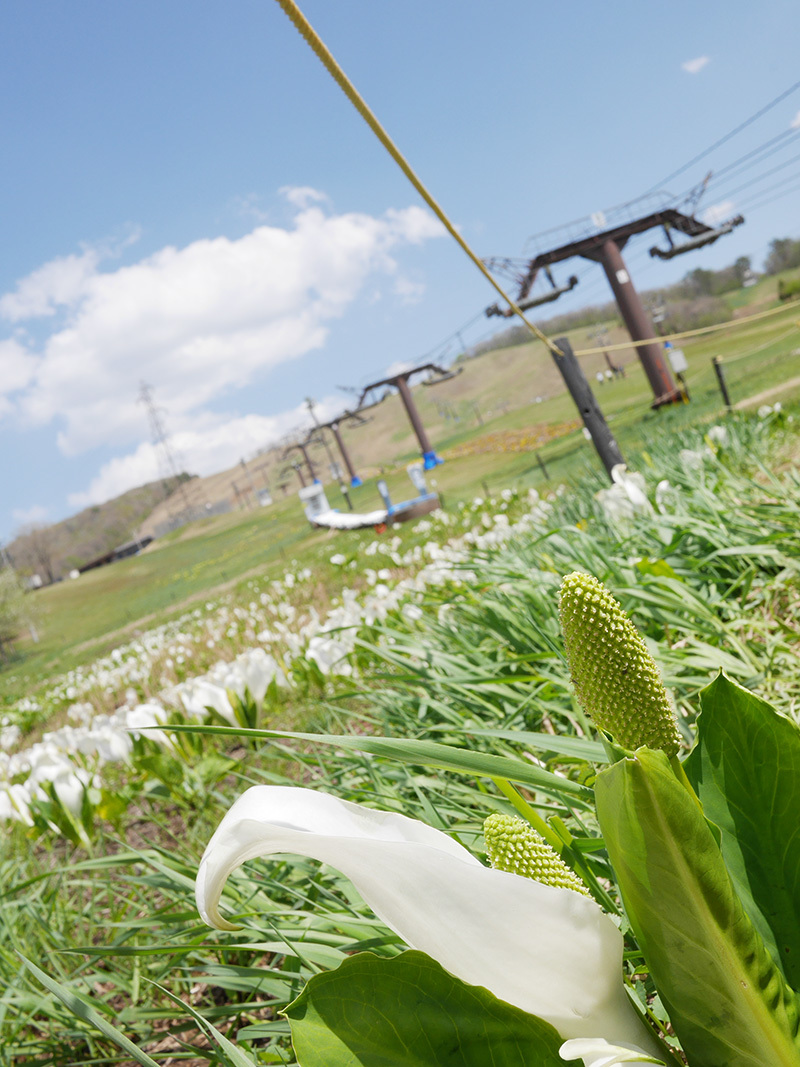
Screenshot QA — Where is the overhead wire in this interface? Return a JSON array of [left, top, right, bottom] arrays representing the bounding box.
[[703, 128, 800, 187], [703, 147, 800, 204], [642, 78, 800, 195], [740, 178, 800, 215], [731, 165, 800, 210]]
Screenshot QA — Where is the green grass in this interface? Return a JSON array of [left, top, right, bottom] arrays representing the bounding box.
[[3, 411, 800, 1065], [3, 279, 799, 712]]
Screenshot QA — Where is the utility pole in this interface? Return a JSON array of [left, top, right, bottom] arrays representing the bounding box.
[[551, 337, 624, 479]]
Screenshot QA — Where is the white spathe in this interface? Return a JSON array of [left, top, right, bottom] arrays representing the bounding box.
[[560, 1038, 665, 1066], [595, 465, 652, 529], [196, 786, 664, 1063]]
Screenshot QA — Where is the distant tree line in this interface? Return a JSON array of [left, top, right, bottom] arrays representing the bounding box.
[[7, 474, 193, 586], [764, 237, 800, 275]]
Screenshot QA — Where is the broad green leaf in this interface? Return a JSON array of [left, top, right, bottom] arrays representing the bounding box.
[[595, 749, 800, 1067], [284, 950, 575, 1067], [684, 673, 800, 987]]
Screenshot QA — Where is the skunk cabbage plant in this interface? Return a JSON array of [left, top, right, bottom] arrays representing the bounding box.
[[197, 572, 800, 1067]]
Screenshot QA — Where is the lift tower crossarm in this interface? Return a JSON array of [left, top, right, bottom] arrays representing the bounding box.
[[355, 362, 450, 407], [512, 208, 742, 407], [517, 209, 719, 300], [486, 275, 579, 318], [649, 215, 744, 260]]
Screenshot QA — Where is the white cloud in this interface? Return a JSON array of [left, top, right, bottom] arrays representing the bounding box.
[[12, 504, 49, 526], [790, 109, 800, 130], [0, 338, 39, 400], [2, 193, 444, 457], [278, 185, 329, 209], [682, 56, 710, 74], [701, 199, 736, 226], [383, 359, 416, 379], [0, 249, 101, 321], [0, 229, 140, 323], [66, 396, 348, 509], [393, 275, 426, 302]]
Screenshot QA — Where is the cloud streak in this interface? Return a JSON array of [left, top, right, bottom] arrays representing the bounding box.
[[682, 56, 710, 74], [701, 199, 736, 226]]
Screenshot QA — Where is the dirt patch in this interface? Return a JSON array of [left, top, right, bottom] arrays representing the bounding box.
[[734, 375, 800, 410]]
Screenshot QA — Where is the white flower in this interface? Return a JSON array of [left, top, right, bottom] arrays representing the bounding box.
[[596, 466, 652, 528], [0, 723, 21, 750], [706, 425, 728, 447], [560, 1038, 665, 1066], [196, 786, 664, 1064], [178, 678, 236, 725], [679, 449, 705, 471]]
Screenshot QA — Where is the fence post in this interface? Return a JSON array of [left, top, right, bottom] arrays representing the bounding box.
[[712, 356, 732, 409], [550, 337, 625, 479]]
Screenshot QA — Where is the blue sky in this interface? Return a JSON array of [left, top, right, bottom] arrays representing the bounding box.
[[2, 0, 800, 542]]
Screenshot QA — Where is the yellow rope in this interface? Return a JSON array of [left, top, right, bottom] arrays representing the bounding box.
[[274, 0, 564, 357], [573, 301, 800, 356]]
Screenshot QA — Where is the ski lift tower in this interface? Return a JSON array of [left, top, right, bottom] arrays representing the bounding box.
[[310, 408, 374, 488], [357, 363, 461, 470], [283, 439, 320, 485], [505, 208, 744, 408]]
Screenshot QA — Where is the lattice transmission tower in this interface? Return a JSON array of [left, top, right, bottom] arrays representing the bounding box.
[[137, 382, 193, 518]]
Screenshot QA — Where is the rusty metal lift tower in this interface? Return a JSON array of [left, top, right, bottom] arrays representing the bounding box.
[[357, 363, 459, 470], [311, 410, 373, 488], [283, 439, 319, 485], [499, 209, 744, 408]]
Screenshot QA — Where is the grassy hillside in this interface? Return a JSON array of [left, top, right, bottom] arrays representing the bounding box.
[[6, 476, 188, 581]]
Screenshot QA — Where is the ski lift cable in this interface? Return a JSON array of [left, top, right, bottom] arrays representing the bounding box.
[[735, 165, 800, 209], [274, 0, 564, 356], [513, 93, 799, 274], [704, 127, 800, 187], [699, 146, 800, 204], [642, 78, 800, 196], [671, 127, 800, 207], [738, 176, 800, 215]]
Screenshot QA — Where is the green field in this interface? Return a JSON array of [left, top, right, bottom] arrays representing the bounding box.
[[2, 278, 799, 710]]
